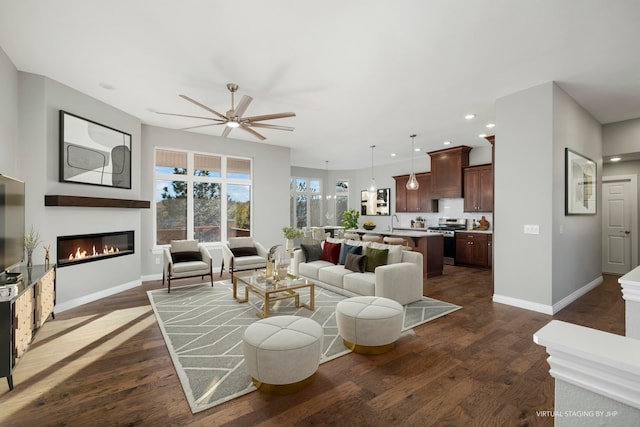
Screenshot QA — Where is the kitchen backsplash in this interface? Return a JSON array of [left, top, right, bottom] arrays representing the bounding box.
[[392, 198, 493, 229]]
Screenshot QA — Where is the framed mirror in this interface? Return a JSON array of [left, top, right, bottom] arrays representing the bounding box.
[[361, 188, 390, 216]]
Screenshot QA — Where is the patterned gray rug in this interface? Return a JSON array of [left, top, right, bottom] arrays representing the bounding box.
[[147, 281, 461, 413]]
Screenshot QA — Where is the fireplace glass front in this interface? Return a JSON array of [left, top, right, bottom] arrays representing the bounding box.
[[57, 230, 134, 267]]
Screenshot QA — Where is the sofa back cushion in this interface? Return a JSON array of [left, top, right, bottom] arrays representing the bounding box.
[[301, 243, 323, 262], [321, 241, 342, 264], [339, 243, 363, 265], [365, 246, 389, 272], [345, 253, 367, 273]]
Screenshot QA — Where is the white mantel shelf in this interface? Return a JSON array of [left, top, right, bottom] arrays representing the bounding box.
[[618, 266, 640, 303], [534, 320, 640, 410]]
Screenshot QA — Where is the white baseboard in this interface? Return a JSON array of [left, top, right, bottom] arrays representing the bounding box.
[[141, 273, 162, 282], [493, 275, 604, 315], [55, 279, 142, 313], [492, 294, 554, 314]]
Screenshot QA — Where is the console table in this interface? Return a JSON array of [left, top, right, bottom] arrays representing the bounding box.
[[0, 265, 56, 390]]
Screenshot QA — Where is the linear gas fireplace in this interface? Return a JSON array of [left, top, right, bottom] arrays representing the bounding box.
[[57, 230, 134, 267]]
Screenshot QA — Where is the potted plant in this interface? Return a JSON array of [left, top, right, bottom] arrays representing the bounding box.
[[24, 224, 42, 268], [342, 209, 360, 230], [282, 226, 303, 250], [414, 216, 425, 228], [363, 221, 376, 230]]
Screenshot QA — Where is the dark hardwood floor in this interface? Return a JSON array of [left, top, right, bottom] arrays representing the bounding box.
[[0, 266, 625, 426]]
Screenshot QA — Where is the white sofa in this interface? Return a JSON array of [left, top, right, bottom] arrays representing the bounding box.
[[292, 239, 423, 305]]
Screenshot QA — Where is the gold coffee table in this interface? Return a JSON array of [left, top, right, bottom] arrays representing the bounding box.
[[233, 271, 315, 318]]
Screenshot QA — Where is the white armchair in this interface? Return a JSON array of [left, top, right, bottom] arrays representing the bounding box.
[[221, 237, 269, 279], [163, 240, 213, 293]]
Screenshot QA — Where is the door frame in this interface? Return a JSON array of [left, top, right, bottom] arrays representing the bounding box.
[[602, 174, 638, 271]]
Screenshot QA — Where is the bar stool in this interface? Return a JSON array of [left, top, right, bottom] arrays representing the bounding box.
[[383, 237, 405, 245], [362, 234, 382, 243]]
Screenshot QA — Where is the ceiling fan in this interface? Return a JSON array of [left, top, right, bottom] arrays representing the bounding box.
[[157, 83, 296, 141]]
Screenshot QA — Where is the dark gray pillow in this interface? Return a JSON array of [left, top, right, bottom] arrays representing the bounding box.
[[230, 246, 258, 257], [171, 251, 202, 263], [301, 243, 322, 262], [339, 243, 362, 265], [345, 253, 366, 273]]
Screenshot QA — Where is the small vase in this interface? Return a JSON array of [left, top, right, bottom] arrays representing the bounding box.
[[27, 249, 33, 268]]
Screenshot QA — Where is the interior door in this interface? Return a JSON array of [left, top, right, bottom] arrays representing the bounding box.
[[602, 178, 633, 274]]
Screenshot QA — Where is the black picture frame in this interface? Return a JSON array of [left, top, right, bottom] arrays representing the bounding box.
[[565, 148, 596, 215], [59, 110, 132, 189], [361, 188, 391, 215]]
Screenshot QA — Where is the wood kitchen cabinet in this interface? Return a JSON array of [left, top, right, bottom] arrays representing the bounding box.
[[455, 232, 490, 267], [393, 173, 438, 213], [428, 145, 471, 199], [464, 164, 493, 212]]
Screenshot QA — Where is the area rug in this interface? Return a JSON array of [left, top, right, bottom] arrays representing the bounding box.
[[147, 281, 461, 413]]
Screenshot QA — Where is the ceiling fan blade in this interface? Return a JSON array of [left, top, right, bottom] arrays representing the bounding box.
[[248, 122, 295, 131], [222, 126, 233, 138], [239, 125, 266, 141], [241, 112, 296, 122], [234, 95, 253, 118], [156, 111, 225, 122], [180, 122, 226, 130], [179, 94, 228, 120]]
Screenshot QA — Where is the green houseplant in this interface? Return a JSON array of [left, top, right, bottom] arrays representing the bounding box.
[[282, 226, 303, 240], [342, 208, 360, 230]]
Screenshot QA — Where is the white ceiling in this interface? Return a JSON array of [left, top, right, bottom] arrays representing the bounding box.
[[1, 0, 640, 170]]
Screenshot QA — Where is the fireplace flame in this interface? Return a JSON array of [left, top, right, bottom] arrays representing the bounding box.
[[68, 245, 120, 260]]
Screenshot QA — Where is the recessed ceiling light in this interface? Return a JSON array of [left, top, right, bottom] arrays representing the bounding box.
[[478, 133, 487, 138], [443, 141, 451, 145], [610, 157, 622, 162], [390, 153, 397, 157], [486, 123, 495, 129], [464, 114, 476, 120]]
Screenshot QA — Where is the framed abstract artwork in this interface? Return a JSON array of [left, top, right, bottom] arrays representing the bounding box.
[[565, 148, 596, 215], [59, 110, 132, 189]]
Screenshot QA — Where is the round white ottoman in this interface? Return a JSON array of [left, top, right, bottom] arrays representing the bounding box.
[[336, 296, 404, 354], [243, 315, 323, 394]]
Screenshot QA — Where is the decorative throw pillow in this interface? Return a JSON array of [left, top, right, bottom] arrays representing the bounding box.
[[370, 242, 403, 264], [300, 243, 323, 262], [365, 247, 389, 272], [321, 241, 342, 264], [345, 253, 367, 273], [171, 251, 202, 263], [339, 243, 362, 265], [230, 246, 258, 257]]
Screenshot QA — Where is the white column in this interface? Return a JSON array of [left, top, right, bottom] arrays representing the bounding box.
[[618, 266, 640, 339]]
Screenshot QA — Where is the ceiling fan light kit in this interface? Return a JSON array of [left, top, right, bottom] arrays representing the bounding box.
[[157, 83, 295, 140], [406, 134, 419, 191]]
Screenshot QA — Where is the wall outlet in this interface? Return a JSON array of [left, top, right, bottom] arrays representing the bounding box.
[[524, 224, 540, 235], [155, 256, 160, 265]]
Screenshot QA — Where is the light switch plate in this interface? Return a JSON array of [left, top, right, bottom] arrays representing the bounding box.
[[524, 224, 540, 234]]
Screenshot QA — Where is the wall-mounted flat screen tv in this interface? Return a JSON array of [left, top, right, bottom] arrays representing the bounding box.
[[0, 174, 25, 275]]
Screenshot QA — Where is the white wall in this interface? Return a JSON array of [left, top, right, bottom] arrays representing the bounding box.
[[603, 118, 640, 157], [140, 125, 291, 277], [18, 73, 143, 307], [0, 46, 18, 176], [495, 82, 602, 313]]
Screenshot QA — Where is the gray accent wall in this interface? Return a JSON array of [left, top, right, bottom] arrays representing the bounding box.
[[495, 82, 602, 311]]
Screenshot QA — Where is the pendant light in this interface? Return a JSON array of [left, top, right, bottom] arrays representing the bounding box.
[[368, 145, 377, 194], [406, 134, 419, 190], [325, 160, 333, 200]]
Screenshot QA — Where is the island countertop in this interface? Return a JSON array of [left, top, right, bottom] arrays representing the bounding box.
[[352, 229, 444, 238]]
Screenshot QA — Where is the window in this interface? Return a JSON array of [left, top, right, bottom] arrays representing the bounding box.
[[335, 180, 349, 226], [290, 177, 323, 228], [155, 148, 252, 245]]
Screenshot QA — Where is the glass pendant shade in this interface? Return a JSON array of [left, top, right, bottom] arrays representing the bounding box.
[[368, 145, 377, 194], [406, 134, 419, 190], [406, 173, 419, 190]]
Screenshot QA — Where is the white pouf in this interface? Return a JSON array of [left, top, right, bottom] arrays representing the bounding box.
[[243, 315, 323, 394], [336, 296, 404, 354]]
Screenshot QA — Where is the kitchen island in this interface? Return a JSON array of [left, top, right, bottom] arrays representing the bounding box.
[[352, 228, 443, 279]]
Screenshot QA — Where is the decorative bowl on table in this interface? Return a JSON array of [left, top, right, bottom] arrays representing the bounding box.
[[363, 222, 376, 230]]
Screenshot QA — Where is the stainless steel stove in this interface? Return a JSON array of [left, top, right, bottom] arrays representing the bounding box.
[[427, 218, 466, 264]]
